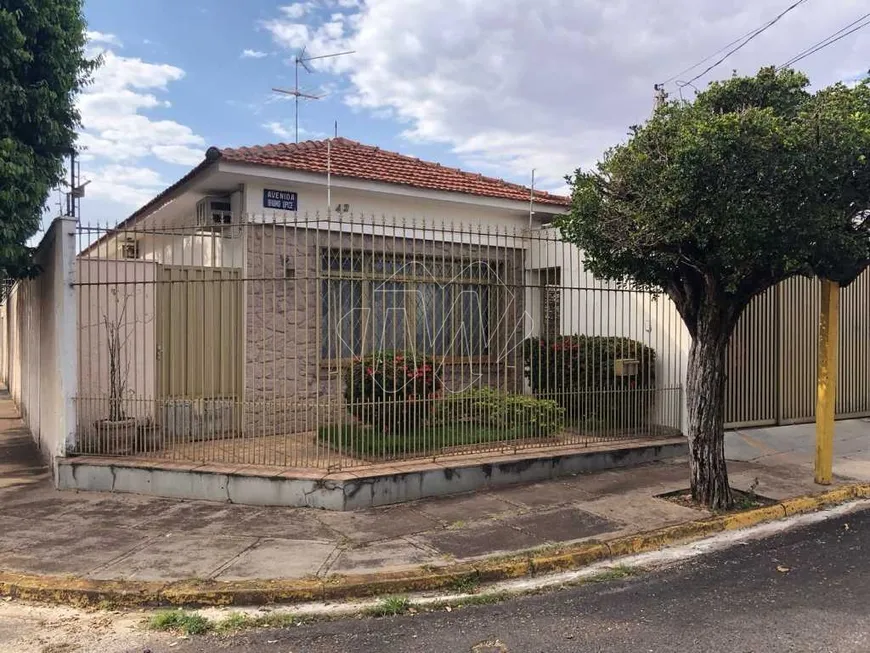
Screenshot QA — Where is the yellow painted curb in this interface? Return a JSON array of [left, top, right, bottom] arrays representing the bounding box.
[[1, 484, 868, 608]]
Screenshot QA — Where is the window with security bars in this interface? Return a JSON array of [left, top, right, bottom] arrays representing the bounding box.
[[320, 249, 500, 359], [540, 267, 561, 340]]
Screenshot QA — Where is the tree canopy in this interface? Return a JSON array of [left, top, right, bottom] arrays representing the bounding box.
[[559, 68, 870, 508], [0, 0, 96, 276], [562, 68, 870, 336]]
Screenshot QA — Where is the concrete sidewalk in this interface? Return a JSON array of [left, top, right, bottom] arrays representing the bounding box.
[[1, 391, 868, 586], [726, 419, 870, 481]]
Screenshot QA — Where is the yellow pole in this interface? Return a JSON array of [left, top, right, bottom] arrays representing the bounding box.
[[815, 278, 840, 485]]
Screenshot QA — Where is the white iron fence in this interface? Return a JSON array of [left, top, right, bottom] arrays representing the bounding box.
[[69, 213, 685, 470]]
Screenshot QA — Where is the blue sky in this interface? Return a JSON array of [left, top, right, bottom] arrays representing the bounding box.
[[67, 0, 870, 228], [83, 0, 440, 154]]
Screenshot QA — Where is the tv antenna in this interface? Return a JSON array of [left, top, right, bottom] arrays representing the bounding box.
[[272, 46, 355, 143]]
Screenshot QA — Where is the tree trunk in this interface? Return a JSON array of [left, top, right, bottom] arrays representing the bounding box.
[[107, 326, 125, 422], [686, 317, 733, 510]]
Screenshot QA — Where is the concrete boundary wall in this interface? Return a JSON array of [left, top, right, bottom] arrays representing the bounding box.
[[56, 438, 687, 510], [0, 218, 77, 473]]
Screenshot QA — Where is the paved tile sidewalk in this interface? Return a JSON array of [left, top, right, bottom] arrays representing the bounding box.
[[1, 392, 867, 583]]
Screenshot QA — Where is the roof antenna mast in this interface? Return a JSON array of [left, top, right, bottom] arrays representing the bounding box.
[[272, 47, 355, 143], [528, 169, 536, 229]]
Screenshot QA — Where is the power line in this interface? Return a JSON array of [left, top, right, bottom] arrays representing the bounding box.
[[660, 25, 766, 86], [777, 12, 870, 70], [668, 0, 810, 89]]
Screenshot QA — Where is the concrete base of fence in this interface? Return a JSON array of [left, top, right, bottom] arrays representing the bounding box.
[[56, 437, 688, 510]]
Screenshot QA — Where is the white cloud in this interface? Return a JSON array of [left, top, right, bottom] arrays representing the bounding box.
[[263, 121, 326, 141], [73, 44, 207, 211], [77, 50, 205, 165], [280, 3, 315, 20], [262, 0, 870, 189], [262, 3, 359, 66], [151, 144, 204, 166], [88, 51, 184, 93], [241, 49, 268, 59], [85, 165, 167, 207], [86, 30, 122, 47], [264, 121, 294, 140]]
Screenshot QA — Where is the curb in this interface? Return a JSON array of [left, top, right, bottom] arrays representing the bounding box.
[[1, 484, 868, 608]]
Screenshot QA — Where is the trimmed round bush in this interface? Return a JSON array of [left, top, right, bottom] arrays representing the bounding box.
[[434, 387, 565, 438], [522, 335, 656, 428]]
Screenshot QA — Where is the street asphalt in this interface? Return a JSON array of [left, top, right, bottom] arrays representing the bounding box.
[[149, 504, 870, 653]]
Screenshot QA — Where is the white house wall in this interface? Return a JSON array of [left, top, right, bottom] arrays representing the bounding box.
[[524, 228, 689, 428], [140, 232, 244, 269], [84, 232, 243, 269], [1, 219, 77, 468], [242, 180, 541, 230]]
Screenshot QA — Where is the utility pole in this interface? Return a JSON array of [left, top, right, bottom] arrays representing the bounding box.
[[815, 278, 840, 484], [272, 47, 354, 143]]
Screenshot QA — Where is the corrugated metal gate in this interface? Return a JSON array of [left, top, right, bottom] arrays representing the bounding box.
[[156, 266, 243, 399], [725, 270, 870, 428]]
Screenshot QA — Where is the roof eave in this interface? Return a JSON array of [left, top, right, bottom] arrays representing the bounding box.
[[218, 158, 570, 214], [78, 148, 222, 256]]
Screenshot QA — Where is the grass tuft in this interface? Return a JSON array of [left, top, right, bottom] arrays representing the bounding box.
[[448, 573, 481, 594], [448, 591, 507, 607], [587, 565, 638, 583], [149, 609, 212, 635], [366, 595, 412, 617], [251, 612, 299, 629], [214, 611, 299, 633], [214, 612, 252, 633]]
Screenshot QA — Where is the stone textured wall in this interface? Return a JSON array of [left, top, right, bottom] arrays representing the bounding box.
[[244, 225, 327, 436], [243, 223, 526, 437]]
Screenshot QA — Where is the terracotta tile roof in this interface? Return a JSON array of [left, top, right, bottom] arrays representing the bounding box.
[[217, 137, 570, 207]]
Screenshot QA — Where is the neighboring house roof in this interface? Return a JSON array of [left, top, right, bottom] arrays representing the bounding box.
[[218, 137, 571, 207]]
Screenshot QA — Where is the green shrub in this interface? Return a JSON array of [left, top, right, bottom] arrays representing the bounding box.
[[344, 350, 442, 432], [434, 387, 564, 437], [523, 335, 656, 427], [149, 610, 212, 635], [366, 596, 411, 617]]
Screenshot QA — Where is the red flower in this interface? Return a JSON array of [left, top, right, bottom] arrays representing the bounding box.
[[366, 367, 374, 376]]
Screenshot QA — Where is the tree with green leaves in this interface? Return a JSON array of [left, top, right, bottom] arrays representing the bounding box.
[[0, 0, 96, 276], [560, 68, 870, 509]]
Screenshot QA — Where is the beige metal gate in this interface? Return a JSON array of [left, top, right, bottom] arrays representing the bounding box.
[[725, 270, 870, 427], [156, 266, 242, 399]]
